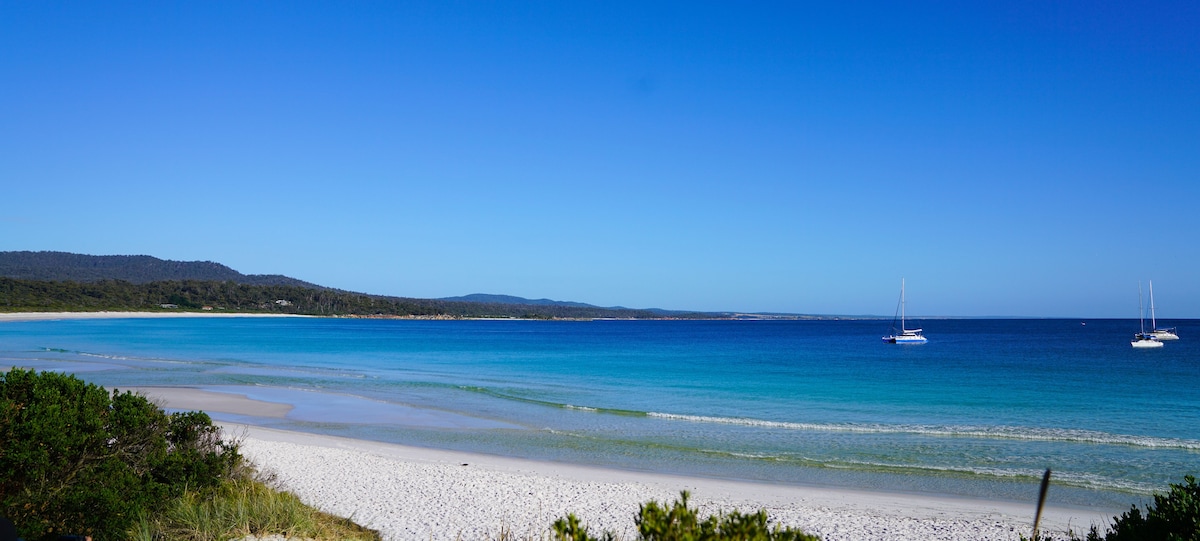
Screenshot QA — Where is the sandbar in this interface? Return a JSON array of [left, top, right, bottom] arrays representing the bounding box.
[[130, 387, 295, 418]]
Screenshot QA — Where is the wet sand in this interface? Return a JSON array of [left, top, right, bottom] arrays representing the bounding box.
[[129, 386, 1109, 540]]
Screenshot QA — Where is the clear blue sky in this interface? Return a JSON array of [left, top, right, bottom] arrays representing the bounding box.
[[3, 2, 1198, 317]]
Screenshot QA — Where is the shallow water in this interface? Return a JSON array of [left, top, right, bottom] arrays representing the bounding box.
[[3, 316, 1196, 510]]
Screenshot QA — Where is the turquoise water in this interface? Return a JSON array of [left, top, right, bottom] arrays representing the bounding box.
[[3, 317, 1198, 510]]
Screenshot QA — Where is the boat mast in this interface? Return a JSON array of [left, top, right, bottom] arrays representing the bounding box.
[[1149, 280, 1157, 331], [901, 278, 906, 331], [1139, 282, 1146, 335]]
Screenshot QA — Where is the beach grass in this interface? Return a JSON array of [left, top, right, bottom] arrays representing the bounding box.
[[131, 475, 380, 541]]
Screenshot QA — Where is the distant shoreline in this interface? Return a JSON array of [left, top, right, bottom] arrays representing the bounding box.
[[0, 311, 633, 323], [0, 311, 311, 322], [1, 311, 1187, 323], [0, 310, 867, 322]]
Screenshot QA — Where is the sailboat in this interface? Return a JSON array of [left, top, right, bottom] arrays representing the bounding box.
[[1132, 282, 1164, 349], [883, 278, 927, 344], [1148, 280, 1179, 340]]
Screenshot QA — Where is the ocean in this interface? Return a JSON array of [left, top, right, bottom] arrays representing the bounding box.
[[3, 316, 1197, 511]]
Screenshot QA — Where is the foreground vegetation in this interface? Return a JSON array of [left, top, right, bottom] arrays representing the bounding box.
[[132, 477, 377, 541], [0, 368, 378, 541], [553, 491, 819, 541], [1075, 475, 1200, 541]]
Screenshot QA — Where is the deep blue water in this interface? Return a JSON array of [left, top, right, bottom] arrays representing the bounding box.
[[3, 316, 1198, 510]]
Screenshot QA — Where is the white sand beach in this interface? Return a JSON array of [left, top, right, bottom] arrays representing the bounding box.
[[229, 424, 1109, 541], [127, 387, 1114, 541], [131, 388, 1113, 541]]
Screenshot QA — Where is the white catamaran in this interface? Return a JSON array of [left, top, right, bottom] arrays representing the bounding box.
[[1148, 280, 1179, 341], [1132, 282, 1164, 349], [883, 278, 927, 344]]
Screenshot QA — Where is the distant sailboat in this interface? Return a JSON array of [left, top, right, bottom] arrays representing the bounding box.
[[883, 278, 927, 344], [1132, 282, 1164, 349], [1148, 281, 1179, 341]]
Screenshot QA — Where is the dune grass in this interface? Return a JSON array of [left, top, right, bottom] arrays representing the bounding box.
[[131, 475, 380, 541]]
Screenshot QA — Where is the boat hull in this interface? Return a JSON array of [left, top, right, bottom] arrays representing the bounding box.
[[1132, 339, 1164, 349], [884, 334, 928, 344], [1152, 330, 1179, 340]]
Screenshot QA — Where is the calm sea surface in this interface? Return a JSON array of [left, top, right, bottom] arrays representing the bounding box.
[[3, 317, 1198, 509]]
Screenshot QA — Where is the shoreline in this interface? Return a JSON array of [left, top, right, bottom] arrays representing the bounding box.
[[4, 310, 1190, 325], [127, 386, 1114, 540], [230, 423, 1111, 541], [0, 311, 311, 322]]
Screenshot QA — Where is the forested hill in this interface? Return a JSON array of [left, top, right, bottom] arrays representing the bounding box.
[[0, 251, 320, 288], [0, 251, 718, 319], [0, 278, 688, 319]]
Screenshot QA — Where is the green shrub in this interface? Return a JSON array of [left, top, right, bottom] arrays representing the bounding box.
[[553, 512, 616, 541], [553, 491, 819, 541], [1085, 475, 1200, 541], [0, 368, 241, 541]]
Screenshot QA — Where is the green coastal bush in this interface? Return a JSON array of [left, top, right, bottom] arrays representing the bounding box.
[[1083, 475, 1200, 541], [553, 491, 819, 541], [0, 368, 240, 541]]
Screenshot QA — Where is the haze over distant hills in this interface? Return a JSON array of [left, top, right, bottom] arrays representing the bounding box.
[[437, 293, 677, 314], [438, 293, 596, 308]]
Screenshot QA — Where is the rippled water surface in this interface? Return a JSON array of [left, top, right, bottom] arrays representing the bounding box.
[[4, 316, 1198, 509]]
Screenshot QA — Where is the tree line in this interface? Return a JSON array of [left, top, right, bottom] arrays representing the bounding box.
[[0, 278, 704, 319]]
